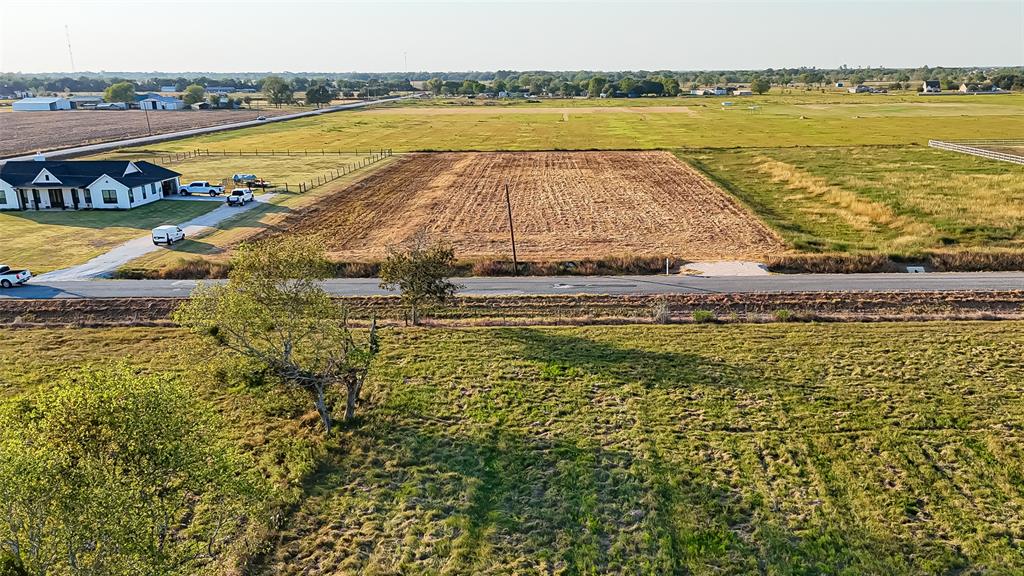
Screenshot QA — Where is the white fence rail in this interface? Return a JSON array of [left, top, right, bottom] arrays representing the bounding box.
[[928, 140, 1024, 165]]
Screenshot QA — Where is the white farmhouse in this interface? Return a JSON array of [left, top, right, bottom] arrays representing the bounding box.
[[12, 97, 71, 111], [0, 158, 181, 211]]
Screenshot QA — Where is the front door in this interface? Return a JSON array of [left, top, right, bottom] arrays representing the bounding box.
[[31, 189, 40, 210], [48, 189, 64, 209], [71, 189, 80, 209]]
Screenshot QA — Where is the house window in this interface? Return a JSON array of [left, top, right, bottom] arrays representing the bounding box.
[[84, 189, 92, 204], [141, 186, 146, 199], [0, 190, 6, 204], [102, 189, 118, 204], [128, 189, 134, 203]]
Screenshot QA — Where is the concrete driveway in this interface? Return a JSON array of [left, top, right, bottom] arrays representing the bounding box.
[[36, 193, 275, 281]]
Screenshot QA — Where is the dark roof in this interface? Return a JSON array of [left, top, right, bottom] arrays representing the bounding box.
[[0, 160, 180, 188], [924, 80, 941, 86]]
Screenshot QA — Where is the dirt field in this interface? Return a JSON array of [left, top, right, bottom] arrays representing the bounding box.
[[268, 151, 784, 261], [0, 108, 298, 158]]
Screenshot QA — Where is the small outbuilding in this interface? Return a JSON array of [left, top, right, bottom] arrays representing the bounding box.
[[139, 95, 186, 110], [13, 97, 71, 111], [922, 80, 941, 93], [68, 96, 104, 109]]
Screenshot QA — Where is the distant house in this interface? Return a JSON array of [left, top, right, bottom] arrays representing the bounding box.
[[734, 89, 753, 96], [922, 80, 941, 93], [68, 96, 104, 109], [160, 85, 177, 92], [190, 102, 211, 110], [206, 86, 236, 94], [0, 157, 181, 211], [139, 95, 186, 110], [13, 97, 71, 111], [689, 89, 708, 96], [711, 87, 728, 96], [835, 82, 845, 88], [848, 85, 872, 93]]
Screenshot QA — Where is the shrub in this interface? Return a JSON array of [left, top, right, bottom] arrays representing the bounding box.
[[774, 309, 793, 322], [693, 309, 716, 323]]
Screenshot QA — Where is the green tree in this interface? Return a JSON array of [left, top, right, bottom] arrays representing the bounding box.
[[379, 235, 461, 326], [659, 76, 681, 96], [850, 73, 866, 86], [750, 77, 771, 94], [305, 82, 335, 108], [0, 364, 264, 576], [182, 83, 205, 106], [492, 79, 507, 93], [261, 75, 293, 107], [103, 81, 136, 103], [174, 237, 378, 433], [426, 77, 444, 95], [587, 76, 607, 97]]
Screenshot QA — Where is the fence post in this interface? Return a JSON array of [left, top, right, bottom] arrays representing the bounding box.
[[285, 183, 289, 193]]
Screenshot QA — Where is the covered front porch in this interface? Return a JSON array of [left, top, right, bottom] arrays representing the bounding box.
[[15, 187, 93, 210]]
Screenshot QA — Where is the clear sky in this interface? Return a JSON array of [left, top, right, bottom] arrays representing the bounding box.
[[1, 0, 1021, 73]]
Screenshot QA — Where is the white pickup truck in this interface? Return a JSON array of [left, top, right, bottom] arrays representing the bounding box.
[[179, 181, 224, 196], [225, 188, 254, 206], [0, 265, 31, 288]]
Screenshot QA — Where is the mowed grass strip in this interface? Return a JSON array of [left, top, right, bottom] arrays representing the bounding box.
[[685, 145, 1024, 255], [0, 200, 220, 273], [143, 97, 1024, 152], [5, 322, 1024, 574]]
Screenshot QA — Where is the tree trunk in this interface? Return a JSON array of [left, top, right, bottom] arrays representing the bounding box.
[[312, 384, 333, 434], [344, 376, 363, 421]]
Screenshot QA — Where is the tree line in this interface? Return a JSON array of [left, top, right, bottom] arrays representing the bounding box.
[[5, 66, 1021, 98]]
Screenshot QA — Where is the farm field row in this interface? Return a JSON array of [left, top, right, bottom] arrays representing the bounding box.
[[4, 321, 1024, 573], [0, 107, 307, 158], [253, 151, 783, 262]]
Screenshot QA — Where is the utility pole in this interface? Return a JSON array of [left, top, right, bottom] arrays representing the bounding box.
[[505, 179, 518, 276], [65, 25, 75, 73], [142, 104, 152, 135]]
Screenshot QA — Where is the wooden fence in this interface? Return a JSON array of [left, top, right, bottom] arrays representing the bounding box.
[[928, 140, 1024, 165], [158, 148, 388, 164], [294, 149, 393, 193]]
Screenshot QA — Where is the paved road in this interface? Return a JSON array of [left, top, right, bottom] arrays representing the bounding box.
[[3, 273, 1023, 299], [0, 96, 405, 163], [35, 194, 276, 281]]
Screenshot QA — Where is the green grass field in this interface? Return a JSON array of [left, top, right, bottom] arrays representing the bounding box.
[[5, 322, 1024, 574], [684, 146, 1024, 255], [0, 200, 220, 273], [144, 95, 1024, 152]]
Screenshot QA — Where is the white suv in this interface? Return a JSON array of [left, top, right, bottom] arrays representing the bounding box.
[[226, 188, 254, 206]]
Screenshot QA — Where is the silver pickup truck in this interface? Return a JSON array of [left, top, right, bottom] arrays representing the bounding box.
[[0, 265, 31, 288]]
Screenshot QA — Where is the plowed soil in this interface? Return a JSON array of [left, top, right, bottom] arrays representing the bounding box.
[[275, 151, 783, 261], [0, 108, 296, 158]]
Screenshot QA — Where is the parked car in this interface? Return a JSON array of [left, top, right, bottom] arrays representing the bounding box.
[[179, 181, 224, 196], [151, 225, 185, 245], [256, 116, 267, 120], [0, 265, 31, 288], [226, 188, 254, 206]]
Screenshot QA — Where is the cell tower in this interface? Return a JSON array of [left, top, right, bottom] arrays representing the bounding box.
[[65, 25, 75, 73]]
